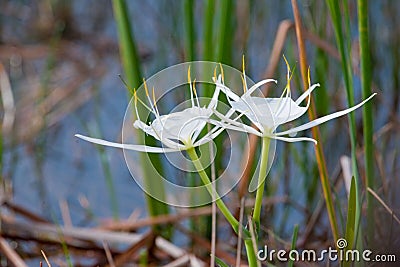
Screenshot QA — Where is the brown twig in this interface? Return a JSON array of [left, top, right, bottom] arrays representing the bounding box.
[[100, 206, 212, 231], [291, 0, 339, 240], [106, 231, 155, 267], [3, 201, 50, 223], [367, 187, 400, 225], [176, 225, 244, 266], [0, 235, 29, 267], [41, 250, 52, 267], [103, 241, 116, 267]]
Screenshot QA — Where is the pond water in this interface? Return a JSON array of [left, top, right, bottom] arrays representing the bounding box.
[[1, 1, 399, 262]]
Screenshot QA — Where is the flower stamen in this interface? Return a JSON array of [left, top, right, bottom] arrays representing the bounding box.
[[143, 78, 156, 113], [192, 79, 200, 107], [152, 86, 160, 117], [133, 87, 157, 117], [242, 55, 248, 93], [188, 66, 195, 107], [133, 88, 141, 121], [219, 63, 225, 83]]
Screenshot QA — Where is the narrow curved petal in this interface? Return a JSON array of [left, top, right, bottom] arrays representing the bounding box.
[[270, 135, 317, 144], [244, 79, 277, 96], [275, 93, 377, 137], [133, 120, 161, 141], [193, 127, 226, 147], [208, 118, 261, 136], [75, 134, 180, 153], [207, 75, 222, 109], [215, 81, 241, 101], [295, 83, 320, 105], [211, 109, 262, 135], [183, 114, 212, 142], [134, 120, 181, 149]]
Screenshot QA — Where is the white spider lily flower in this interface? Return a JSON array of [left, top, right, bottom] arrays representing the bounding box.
[[75, 71, 224, 153], [213, 72, 376, 144]]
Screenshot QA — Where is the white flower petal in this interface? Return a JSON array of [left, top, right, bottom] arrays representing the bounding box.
[[295, 83, 320, 104], [215, 80, 241, 101], [270, 135, 317, 144], [148, 107, 212, 142], [229, 98, 272, 130], [262, 97, 307, 125], [134, 120, 181, 149], [244, 79, 277, 96], [275, 93, 377, 137], [207, 75, 222, 109], [75, 134, 180, 153], [211, 109, 262, 135], [133, 120, 161, 140], [220, 122, 261, 136], [193, 127, 226, 147], [182, 114, 214, 142]]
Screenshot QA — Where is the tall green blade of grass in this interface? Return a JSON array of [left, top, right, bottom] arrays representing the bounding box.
[[210, 0, 235, 182], [112, 0, 169, 229], [203, 0, 214, 63], [183, 0, 196, 61], [326, 0, 363, 244], [215, 0, 234, 63], [326, 0, 359, 185], [357, 0, 374, 243], [311, 2, 330, 116], [204, 1, 235, 241], [288, 225, 299, 267], [183, 0, 203, 240], [344, 176, 356, 266]]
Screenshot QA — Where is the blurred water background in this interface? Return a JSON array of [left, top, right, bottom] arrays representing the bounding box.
[[0, 0, 399, 265]]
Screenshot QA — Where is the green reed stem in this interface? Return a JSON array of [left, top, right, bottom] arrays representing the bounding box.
[[288, 225, 299, 267], [244, 239, 257, 267], [326, 0, 364, 245], [344, 176, 356, 267], [252, 137, 270, 233], [187, 147, 239, 231], [203, 0, 214, 62], [357, 0, 374, 243], [215, 0, 232, 63], [112, 0, 169, 228], [183, 0, 196, 61], [112, 0, 142, 91], [326, 0, 359, 183]]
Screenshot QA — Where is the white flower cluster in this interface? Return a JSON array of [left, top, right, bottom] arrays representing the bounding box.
[[76, 63, 375, 153]]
